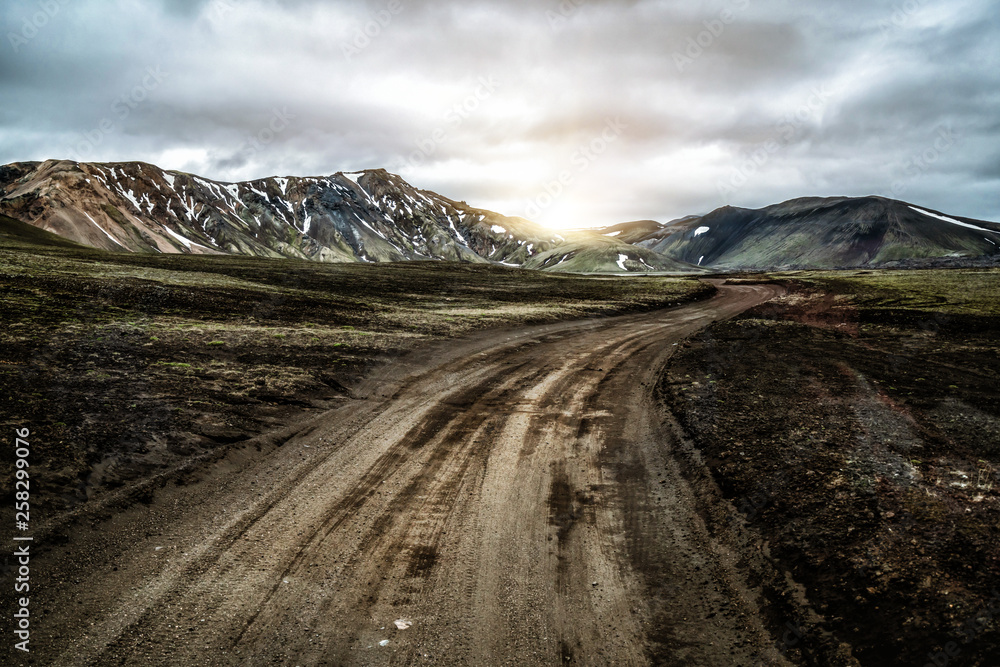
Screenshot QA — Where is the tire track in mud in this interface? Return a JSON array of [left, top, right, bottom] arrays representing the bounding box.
[[37, 283, 787, 666], [55, 358, 521, 665], [235, 364, 554, 664], [88, 362, 538, 665], [387, 316, 720, 665], [237, 321, 681, 665], [230, 363, 544, 646]]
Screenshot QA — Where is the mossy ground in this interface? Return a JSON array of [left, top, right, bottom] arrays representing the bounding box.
[[0, 234, 711, 517]]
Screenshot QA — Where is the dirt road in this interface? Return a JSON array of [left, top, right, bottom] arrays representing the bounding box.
[[23, 281, 784, 666]]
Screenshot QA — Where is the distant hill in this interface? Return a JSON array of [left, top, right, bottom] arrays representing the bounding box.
[[522, 234, 704, 273], [603, 196, 1000, 270]]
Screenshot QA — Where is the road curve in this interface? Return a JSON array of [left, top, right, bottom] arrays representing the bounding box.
[[29, 281, 785, 666]]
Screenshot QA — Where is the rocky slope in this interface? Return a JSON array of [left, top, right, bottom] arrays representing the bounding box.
[[1, 159, 693, 273], [616, 196, 1000, 270]]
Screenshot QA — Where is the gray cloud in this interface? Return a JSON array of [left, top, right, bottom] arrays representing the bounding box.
[[1, 0, 996, 228]]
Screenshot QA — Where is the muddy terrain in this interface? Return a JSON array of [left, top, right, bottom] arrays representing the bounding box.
[[3, 225, 998, 666], [3, 280, 789, 666], [664, 270, 1000, 666]]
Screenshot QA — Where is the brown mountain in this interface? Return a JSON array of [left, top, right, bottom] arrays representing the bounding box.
[[0, 159, 702, 274]]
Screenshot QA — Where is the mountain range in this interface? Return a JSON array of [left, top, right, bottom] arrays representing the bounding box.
[[2, 159, 998, 272]]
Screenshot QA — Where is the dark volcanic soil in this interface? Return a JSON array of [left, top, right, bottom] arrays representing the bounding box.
[[2, 282, 790, 666], [662, 271, 1000, 666], [5, 226, 998, 667], [0, 240, 711, 521]]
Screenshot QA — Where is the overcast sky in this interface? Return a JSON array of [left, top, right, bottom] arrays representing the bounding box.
[[2, 0, 997, 228]]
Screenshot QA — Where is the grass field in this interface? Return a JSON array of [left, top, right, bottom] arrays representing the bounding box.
[[782, 268, 1000, 315]]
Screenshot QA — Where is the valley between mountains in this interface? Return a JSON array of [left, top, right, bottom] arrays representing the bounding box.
[[1, 159, 998, 666]]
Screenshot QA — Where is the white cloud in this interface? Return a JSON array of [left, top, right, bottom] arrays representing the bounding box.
[[0, 0, 997, 228]]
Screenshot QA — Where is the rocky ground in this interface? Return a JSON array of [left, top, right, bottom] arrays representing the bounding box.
[[662, 269, 1000, 666]]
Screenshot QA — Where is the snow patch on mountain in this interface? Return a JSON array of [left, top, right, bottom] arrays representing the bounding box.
[[84, 212, 126, 248], [162, 225, 207, 250], [909, 206, 999, 235], [121, 189, 143, 213], [449, 219, 468, 245]]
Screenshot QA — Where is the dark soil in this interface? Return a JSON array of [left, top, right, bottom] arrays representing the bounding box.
[[0, 237, 712, 523], [662, 270, 1000, 666]]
